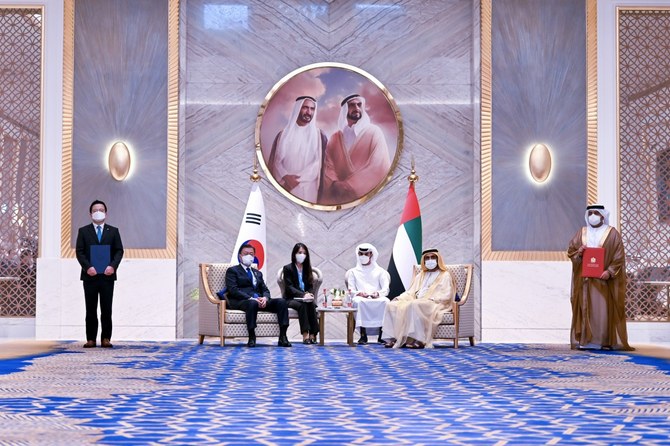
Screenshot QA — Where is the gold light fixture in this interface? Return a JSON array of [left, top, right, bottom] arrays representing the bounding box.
[[108, 141, 132, 181], [528, 143, 552, 183]]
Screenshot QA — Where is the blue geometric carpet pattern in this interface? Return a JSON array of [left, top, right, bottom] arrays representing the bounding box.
[[1, 342, 669, 445]]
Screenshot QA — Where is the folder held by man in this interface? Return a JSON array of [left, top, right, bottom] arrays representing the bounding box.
[[582, 247, 605, 278], [91, 244, 111, 274]]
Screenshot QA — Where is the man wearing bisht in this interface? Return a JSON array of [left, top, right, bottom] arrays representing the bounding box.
[[567, 204, 634, 351], [320, 94, 391, 204], [382, 249, 456, 349]]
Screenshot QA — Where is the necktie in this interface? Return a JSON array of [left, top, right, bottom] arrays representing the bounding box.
[[96, 225, 102, 242], [246, 267, 253, 283]]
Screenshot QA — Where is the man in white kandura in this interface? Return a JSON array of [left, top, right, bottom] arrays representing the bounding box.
[[345, 243, 390, 344], [268, 95, 327, 203], [382, 249, 456, 349]]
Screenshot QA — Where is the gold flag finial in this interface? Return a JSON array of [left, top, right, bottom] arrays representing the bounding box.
[[408, 156, 419, 183], [250, 145, 261, 182]]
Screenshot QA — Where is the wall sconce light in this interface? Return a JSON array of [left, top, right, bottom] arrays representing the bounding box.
[[108, 141, 132, 181], [528, 143, 552, 183]]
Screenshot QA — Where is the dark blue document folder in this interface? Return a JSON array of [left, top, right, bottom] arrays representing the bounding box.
[[91, 245, 111, 274]]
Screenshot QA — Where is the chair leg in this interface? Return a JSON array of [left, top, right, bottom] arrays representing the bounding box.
[[198, 335, 204, 345], [220, 336, 225, 347], [469, 336, 475, 346], [454, 337, 459, 349]]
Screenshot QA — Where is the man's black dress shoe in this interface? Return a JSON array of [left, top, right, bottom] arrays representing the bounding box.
[[357, 334, 368, 345], [278, 336, 292, 347], [303, 339, 310, 344], [247, 338, 256, 347]]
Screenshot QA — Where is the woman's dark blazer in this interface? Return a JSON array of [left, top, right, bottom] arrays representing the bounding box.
[[282, 263, 315, 299]]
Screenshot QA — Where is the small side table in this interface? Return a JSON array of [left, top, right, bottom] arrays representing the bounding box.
[[316, 306, 356, 346]]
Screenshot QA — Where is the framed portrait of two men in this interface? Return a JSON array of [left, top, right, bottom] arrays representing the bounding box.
[[255, 62, 403, 211]]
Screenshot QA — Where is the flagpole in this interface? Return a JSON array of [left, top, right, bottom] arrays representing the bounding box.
[[408, 156, 419, 183], [251, 145, 261, 182]]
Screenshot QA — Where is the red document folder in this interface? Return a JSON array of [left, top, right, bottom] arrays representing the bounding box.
[[582, 247, 605, 278]]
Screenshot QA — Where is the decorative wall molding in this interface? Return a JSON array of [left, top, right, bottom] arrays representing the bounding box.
[[60, 0, 179, 259], [481, 0, 598, 261]]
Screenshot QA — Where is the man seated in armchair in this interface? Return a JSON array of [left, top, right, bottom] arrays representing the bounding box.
[[382, 248, 456, 349], [346, 243, 391, 345], [224, 243, 291, 348]]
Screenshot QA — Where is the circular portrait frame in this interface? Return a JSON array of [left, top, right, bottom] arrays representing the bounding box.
[[255, 62, 403, 211]]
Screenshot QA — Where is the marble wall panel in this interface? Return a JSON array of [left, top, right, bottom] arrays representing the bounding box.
[[180, 0, 479, 338], [482, 261, 572, 343], [36, 259, 176, 341]]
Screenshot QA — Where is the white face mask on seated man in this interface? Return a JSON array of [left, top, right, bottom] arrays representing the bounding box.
[[240, 254, 254, 267], [358, 255, 371, 265]]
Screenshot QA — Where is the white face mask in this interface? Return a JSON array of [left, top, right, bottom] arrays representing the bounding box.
[[240, 254, 254, 267], [425, 259, 438, 270], [588, 214, 602, 227], [295, 253, 306, 264], [358, 255, 371, 265], [91, 211, 106, 222]]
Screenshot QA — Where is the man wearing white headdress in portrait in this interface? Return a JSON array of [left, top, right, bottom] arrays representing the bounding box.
[[321, 94, 391, 205], [345, 243, 391, 344], [268, 96, 328, 203], [567, 204, 634, 351]]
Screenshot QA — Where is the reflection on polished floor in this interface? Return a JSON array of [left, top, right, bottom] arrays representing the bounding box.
[[1, 340, 669, 444]]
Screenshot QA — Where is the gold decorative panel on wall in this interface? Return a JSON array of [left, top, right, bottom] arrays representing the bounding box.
[[0, 7, 42, 317], [618, 8, 670, 322], [481, 0, 597, 261], [61, 0, 179, 259]]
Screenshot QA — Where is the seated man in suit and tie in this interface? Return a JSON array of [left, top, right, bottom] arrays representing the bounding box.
[[224, 243, 291, 347]]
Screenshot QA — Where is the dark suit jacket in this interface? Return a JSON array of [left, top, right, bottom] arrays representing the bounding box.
[[225, 264, 271, 301], [282, 263, 315, 299], [75, 223, 124, 281]]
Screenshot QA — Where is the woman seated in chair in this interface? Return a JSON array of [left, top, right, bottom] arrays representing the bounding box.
[[282, 243, 319, 344], [382, 248, 456, 349]]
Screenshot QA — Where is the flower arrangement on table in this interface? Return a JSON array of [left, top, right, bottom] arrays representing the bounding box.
[[329, 288, 346, 307]]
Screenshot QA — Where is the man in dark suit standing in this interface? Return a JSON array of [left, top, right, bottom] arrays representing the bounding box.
[[75, 200, 124, 348], [224, 243, 291, 347]]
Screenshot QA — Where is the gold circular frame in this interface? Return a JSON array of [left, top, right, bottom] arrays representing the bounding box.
[[255, 62, 403, 211]]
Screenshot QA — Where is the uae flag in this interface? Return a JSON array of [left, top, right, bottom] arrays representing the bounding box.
[[387, 182, 422, 299], [230, 182, 267, 276]]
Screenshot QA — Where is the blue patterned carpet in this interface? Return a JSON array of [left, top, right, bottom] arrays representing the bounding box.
[[1, 342, 670, 445]]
